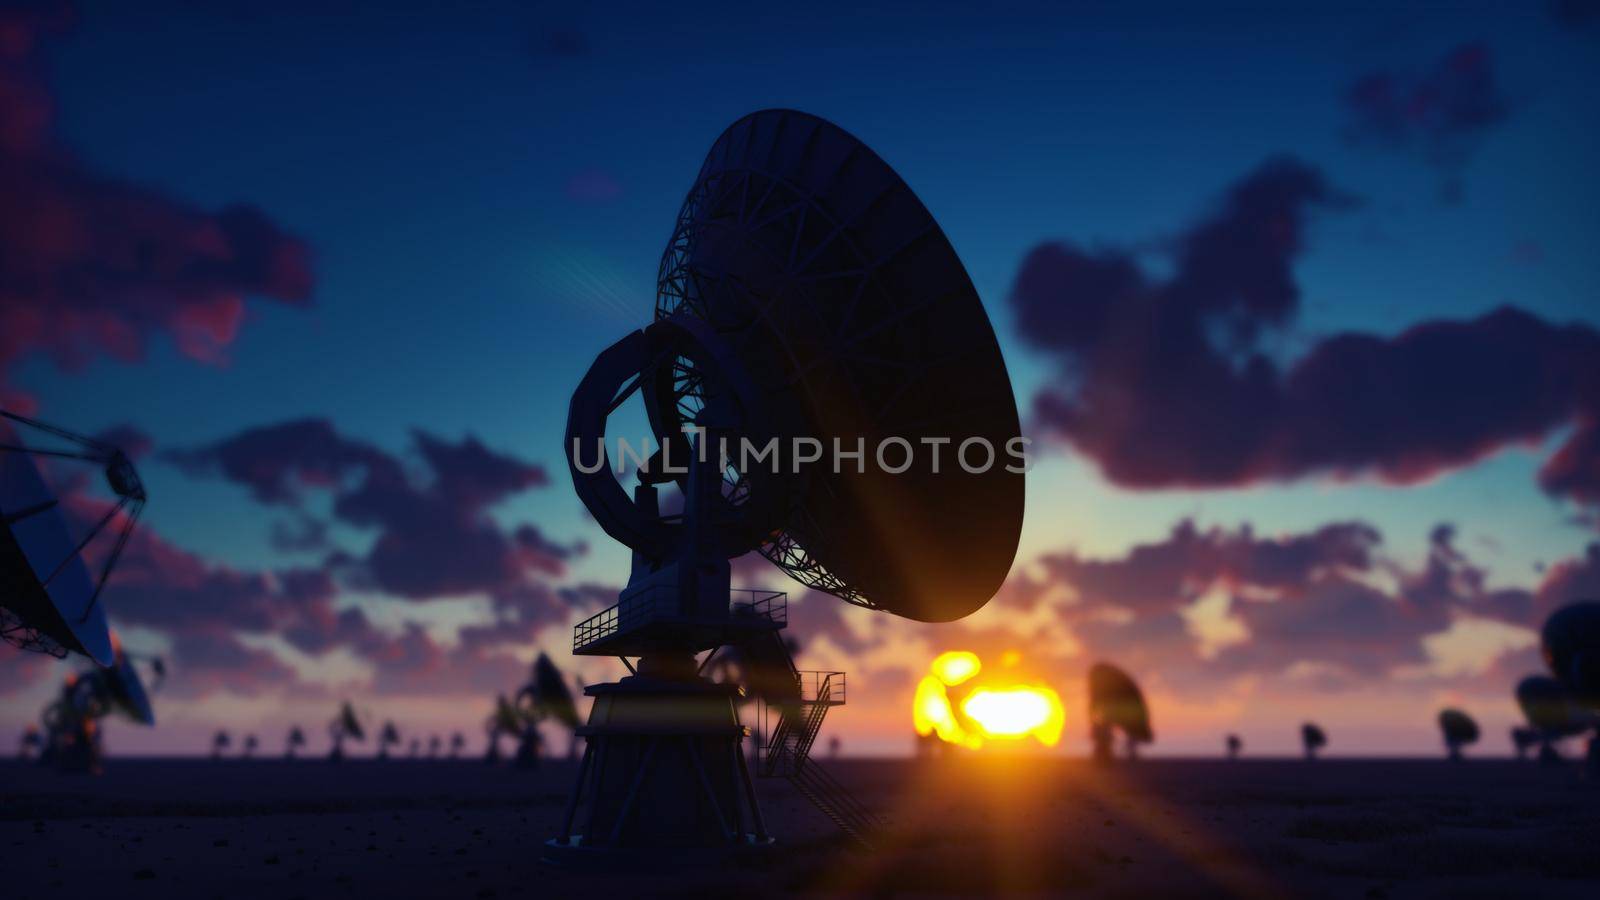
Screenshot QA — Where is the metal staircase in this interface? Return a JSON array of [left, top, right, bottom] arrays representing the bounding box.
[[745, 640, 882, 849]]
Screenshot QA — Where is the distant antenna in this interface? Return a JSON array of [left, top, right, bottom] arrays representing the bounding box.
[[1088, 663, 1152, 762], [327, 701, 365, 763], [1540, 601, 1600, 775], [378, 720, 401, 760], [515, 653, 579, 764], [1, 410, 147, 665], [549, 109, 1023, 862], [285, 725, 307, 759], [1515, 674, 1587, 765], [484, 693, 519, 765], [37, 632, 160, 773], [1301, 723, 1328, 760], [1437, 708, 1479, 762]]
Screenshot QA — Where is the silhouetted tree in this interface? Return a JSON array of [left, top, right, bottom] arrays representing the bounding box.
[[241, 734, 259, 758], [1226, 734, 1243, 761], [211, 730, 232, 760]]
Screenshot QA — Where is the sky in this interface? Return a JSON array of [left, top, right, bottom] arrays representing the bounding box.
[[2, 0, 1599, 757]]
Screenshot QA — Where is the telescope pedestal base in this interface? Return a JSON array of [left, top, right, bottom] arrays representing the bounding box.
[[545, 660, 771, 864]]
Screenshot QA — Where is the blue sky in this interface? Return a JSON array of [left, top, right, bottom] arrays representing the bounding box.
[[5, 0, 1600, 755]]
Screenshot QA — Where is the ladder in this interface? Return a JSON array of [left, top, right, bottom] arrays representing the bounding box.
[[744, 638, 881, 849]]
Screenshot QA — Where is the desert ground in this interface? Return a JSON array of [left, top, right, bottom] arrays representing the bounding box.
[[2, 756, 1597, 898]]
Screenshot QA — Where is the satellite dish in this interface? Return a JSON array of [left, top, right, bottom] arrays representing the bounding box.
[[97, 632, 158, 726], [378, 720, 401, 759], [1541, 601, 1600, 709], [1515, 675, 1588, 738], [1301, 722, 1327, 760], [568, 108, 1024, 623], [1087, 663, 1152, 761], [1, 411, 147, 665], [327, 700, 365, 762], [518, 652, 580, 730], [554, 110, 1018, 860], [285, 725, 307, 759], [1437, 708, 1479, 762]]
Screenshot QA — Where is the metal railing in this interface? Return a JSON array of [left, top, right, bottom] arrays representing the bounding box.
[[729, 588, 787, 625], [572, 586, 788, 653], [796, 670, 845, 705]]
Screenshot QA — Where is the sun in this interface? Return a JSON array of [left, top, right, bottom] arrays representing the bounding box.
[[913, 651, 1064, 749]]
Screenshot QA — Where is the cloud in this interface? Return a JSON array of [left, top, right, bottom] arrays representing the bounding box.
[[10, 415, 602, 701], [1010, 159, 1600, 524], [171, 419, 576, 599], [1342, 42, 1511, 171], [0, 1, 311, 410], [787, 515, 1586, 720]]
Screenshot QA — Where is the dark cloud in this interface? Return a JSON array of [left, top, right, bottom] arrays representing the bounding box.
[[1033, 519, 1381, 616], [172, 419, 574, 599], [0, 1, 311, 409], [1342, 42, 1511, 171], [800, 517, 1581, 707], [1011, 159, 1600, 523], [49, 437, 596, 698], [91, 424, 153, 460]]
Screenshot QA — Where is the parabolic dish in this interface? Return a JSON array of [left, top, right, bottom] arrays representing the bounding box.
[[1515, 674, 1588, 737], [652, 109, 1024, 623], [1541, 601, 1600, 707], [104, 636, 155, 726], [1088, 662, 1152, 742], [0, 420, 113, 665], [1438, 708, 1478, 744]]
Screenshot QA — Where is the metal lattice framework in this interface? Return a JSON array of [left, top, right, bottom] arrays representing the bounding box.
[[654, 114, 1006, 615], [1, 606, 66, 658], [0, 409, 145, 660]]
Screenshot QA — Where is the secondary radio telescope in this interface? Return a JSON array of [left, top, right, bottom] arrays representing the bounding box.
[[549, 109, 1024, 862], [1, 410, 147, 665]]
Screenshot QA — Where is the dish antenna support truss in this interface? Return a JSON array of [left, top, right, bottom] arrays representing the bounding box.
[[1, 410, 146, 663]]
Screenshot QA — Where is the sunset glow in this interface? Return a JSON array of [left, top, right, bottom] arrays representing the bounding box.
[[913, 651, 1065, 748]]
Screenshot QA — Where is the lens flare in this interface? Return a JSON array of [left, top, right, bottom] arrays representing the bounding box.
[[930, 651, 982, 686], [962, 687, 1064, 744], [912, 651, 1065, 749]]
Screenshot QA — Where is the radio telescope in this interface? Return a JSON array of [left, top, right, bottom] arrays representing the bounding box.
[[38, 631, 162, 773], [1437, 708, 1479, 762], [549, 109, 1023, 861], [328, 700, 366, 763], [1087, 663, 1152, 762], [2, 410, 147, 665], [1536, 603, 1600, 772], [1542, 602, 1600, 710], [1301, 723, 1328, 760], [1514, 674, 1588, 765]]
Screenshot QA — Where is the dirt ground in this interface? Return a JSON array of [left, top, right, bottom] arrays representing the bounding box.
[[2, 756, 1597, 898]]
